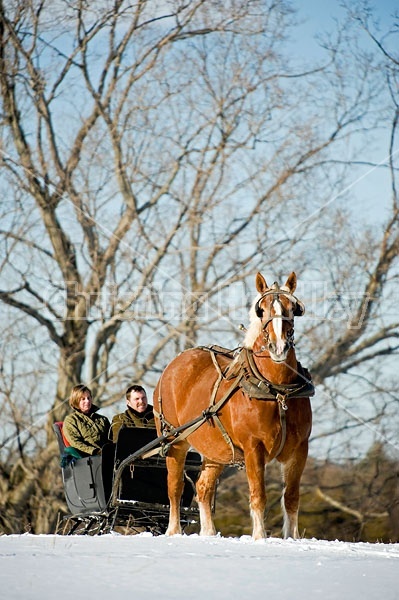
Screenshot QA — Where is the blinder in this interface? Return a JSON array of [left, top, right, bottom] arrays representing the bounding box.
[[255, 301, 263, 318], [293, 299, 305, 316]]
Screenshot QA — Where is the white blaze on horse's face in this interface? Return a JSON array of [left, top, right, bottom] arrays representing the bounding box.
[[272, 298, 285, 356]]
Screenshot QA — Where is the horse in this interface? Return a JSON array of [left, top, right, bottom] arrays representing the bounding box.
[[153, 271, 313, 540]]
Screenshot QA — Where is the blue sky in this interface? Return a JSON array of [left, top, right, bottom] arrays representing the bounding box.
[[291, 0, 398, 226], [296, 0, 398, 35]]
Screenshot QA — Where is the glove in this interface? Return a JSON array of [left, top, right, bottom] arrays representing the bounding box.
[[60, 446, 83, 468]]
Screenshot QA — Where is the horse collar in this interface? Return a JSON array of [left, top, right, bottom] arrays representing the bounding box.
[[240, 348, 315, 401]]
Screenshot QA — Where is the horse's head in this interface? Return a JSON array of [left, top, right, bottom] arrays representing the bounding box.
[[244, 272, 305, 362]]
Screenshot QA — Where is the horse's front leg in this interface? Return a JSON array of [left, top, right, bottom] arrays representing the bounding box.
[[245, 445, 267, 540], [196, 460, 224, 536], [165, 446, 188, 536], [280, 440, 308, 539]]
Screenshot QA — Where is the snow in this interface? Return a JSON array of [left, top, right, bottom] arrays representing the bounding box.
[[0, 533, 398, 600]]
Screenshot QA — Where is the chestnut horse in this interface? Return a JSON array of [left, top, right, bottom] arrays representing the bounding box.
[[153, 272, 313, 539]]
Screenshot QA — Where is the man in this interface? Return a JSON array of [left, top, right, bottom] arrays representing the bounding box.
[[110, 385, 155, 443]]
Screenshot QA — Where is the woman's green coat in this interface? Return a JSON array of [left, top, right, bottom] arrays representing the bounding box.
[[63, 405, 110, 455]]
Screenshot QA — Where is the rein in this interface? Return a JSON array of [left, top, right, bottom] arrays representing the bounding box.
[[162, 346, 313, 462], [110, 374, 242, 505], [148, 344, 314, 469]]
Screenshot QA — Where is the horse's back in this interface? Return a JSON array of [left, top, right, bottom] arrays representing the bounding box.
[[154, 347, 218, 422]]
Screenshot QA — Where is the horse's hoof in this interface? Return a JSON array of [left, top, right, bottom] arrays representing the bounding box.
[[165, 528, 182, 536], [199, 528, 217, 537]]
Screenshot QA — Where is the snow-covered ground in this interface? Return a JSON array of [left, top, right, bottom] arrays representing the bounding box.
[[0, 533, 398, 600]]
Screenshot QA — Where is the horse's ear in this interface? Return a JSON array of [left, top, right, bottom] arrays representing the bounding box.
[[255, 272, 268, 294], [285, 272, 297, 293], [294, 300, 305, 316]]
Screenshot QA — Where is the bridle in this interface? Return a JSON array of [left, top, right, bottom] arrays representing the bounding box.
[[254, 284, 305, 353]]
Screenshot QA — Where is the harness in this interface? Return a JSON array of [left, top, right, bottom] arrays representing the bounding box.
[[111, 285, 313, 501], [155, 344, 315, 465]]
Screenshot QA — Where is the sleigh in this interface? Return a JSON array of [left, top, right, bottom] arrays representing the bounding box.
[[53, 422, 204, 535]]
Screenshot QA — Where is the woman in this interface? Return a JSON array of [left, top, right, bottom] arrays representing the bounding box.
[[63, 384, 110, 456]]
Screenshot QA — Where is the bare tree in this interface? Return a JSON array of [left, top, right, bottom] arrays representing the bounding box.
[[0, 0, 398, 534]]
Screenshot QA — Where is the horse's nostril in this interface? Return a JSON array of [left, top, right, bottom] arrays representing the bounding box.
[[269, 340, 288, 357]]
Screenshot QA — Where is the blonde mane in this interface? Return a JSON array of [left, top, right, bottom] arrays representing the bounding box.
[[243, 294, 263, 348]]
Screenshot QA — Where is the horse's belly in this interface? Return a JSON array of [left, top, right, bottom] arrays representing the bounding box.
[[186, 421, 237, 464]]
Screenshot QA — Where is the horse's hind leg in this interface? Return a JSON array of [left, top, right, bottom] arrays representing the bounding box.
[[280, 440, 308, 539], [165, 445, 188, 536], [196, 460, 224, 536]]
